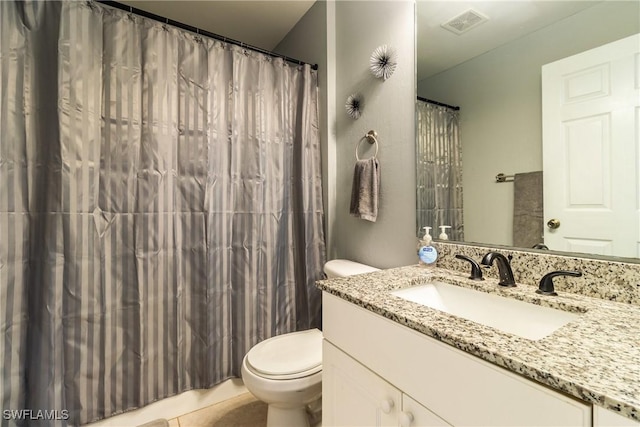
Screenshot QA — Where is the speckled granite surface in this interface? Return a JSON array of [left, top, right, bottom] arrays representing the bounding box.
[[317, 265, 640, 421], [437, 242, 640, 306]]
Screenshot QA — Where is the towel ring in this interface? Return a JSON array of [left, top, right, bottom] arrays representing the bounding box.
[[355, 130, 379, 161]]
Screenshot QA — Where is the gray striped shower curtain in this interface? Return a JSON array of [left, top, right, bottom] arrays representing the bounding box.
[[0, 1, 326, 425], [416, 100, 464, 240]]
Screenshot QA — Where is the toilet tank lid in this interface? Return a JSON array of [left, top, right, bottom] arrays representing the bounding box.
[[323, 259, 379, 278]]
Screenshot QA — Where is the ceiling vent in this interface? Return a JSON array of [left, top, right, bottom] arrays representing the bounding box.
[[441, 9, 489, 35]]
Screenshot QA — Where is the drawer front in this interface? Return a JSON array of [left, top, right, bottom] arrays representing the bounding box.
[[323, 292, 591, 427]]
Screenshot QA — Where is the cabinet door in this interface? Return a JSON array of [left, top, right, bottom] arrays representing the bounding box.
[[593, 406, 640, 427], [323, 340, 401, 426], [401, 394, 452, 427]]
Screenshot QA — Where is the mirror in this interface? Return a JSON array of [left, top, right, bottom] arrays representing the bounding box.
[[416, 0, 640, 261]]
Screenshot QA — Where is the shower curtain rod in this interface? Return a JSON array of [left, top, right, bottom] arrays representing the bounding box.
[[417, 96, 460, 111], [95, 0, 319, 71]]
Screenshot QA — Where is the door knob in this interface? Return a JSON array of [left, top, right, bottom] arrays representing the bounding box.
[[547, 219, 561, 229]]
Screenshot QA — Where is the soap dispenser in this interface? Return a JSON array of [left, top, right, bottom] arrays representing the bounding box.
[[417, 226, 438, 267], [439, 225, 451, 240]]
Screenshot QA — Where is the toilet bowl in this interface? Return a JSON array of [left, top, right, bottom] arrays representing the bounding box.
[[241, 329, 323, 427], [241, 259, 379, 427]]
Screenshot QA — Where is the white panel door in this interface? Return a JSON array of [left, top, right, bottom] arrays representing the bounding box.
[[323, 340, 401, 427], [542, 33, 640, 257]]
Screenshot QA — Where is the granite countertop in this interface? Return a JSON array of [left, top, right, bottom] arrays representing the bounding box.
[[317, 265, 640, 421]]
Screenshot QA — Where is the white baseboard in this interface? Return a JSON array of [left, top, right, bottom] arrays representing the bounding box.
[[84, 379, 248, 427]]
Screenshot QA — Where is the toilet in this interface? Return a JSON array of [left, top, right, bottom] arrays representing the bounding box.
[[241, 259, 379, 427]]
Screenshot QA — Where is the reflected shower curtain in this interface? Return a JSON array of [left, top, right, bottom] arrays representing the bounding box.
[[416, 100, 463, 240], [0, 1, 326, 425]]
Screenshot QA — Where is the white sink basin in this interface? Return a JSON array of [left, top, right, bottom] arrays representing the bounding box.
[[390, 281, 580, 340]]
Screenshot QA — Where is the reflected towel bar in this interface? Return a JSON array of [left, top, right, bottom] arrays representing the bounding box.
[[495, 173, 514, 183]]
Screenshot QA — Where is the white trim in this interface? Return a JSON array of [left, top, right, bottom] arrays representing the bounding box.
[[84, 379, 247, 427]]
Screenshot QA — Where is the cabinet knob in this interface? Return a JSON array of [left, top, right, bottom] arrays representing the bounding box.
[[399, 411, 414, 427], [380, 399, 395, 414]]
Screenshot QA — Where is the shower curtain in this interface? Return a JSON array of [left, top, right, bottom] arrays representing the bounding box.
[[416, 100, 464, 240], [0, 1, 326, 425]]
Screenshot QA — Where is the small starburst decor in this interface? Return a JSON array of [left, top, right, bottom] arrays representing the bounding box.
[[369, 44, 397, 81], [345, 93, 363, 119]]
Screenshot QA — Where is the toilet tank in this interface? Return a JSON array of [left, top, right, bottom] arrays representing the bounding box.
[[323, 259, 379, 278]]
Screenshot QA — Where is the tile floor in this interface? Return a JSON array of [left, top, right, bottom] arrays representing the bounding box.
[[166, 393, 267, 427]]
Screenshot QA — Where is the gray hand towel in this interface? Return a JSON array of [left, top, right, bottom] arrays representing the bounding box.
[[513, 171, 543, 248], [350, 158, 380, 222]]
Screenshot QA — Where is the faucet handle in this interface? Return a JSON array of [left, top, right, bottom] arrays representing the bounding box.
[[537, 271, 582, 296], [455, 254, 484, 281]]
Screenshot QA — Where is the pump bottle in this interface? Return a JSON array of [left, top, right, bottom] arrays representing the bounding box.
[[439, 225, 451, 240], [417, 226, 438, 267]]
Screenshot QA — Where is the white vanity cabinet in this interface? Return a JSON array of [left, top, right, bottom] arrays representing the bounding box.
[[323, 339, 451, 426], [322, 292, 592, 427]]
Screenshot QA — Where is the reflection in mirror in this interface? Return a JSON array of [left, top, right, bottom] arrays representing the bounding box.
[[416, 0, 640, 260], [416, 98, 463, 241]]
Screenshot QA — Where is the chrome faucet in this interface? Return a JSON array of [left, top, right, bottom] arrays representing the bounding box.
[[480, 252, 516, 287]]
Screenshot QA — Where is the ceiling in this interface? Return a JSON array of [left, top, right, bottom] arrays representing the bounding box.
[[116, 1, 604, 80], [416, 1, 604, 81]]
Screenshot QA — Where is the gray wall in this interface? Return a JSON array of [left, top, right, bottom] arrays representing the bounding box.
[[333, 1, 417, 269], [278, 0, 417, 269], [418, 1, 640, 247], [278, 1, 639, 266]]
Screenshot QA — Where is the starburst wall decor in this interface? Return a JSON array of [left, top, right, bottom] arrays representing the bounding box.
[[345, 93, 363, 119], [369, 44, 397, 81]]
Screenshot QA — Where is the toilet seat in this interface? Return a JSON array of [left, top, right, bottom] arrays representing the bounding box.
[[246, 329, 322, 380]]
